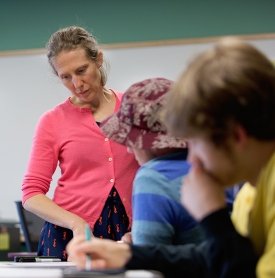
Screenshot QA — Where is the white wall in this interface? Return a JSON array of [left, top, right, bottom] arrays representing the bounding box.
[[0, 38, 274, 221]]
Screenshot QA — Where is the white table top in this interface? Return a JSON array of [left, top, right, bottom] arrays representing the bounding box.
[[0, 262, 163, 278]]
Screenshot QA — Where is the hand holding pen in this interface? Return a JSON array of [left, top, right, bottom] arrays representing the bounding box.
[[85, 223, 92, 270]]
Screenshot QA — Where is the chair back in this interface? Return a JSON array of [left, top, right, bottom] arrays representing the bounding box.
[[15, 201, 44, 252]]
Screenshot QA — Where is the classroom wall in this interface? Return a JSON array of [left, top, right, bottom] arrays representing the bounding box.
[[1, 0, 275, 52], [1, 0, 275, 221], [1, 38, 275, 221]]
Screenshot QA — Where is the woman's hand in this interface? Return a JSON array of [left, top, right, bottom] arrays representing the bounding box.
[[70, 218, 89, 237], [23, 194, 89, 236], [120, 232, 132, 244]]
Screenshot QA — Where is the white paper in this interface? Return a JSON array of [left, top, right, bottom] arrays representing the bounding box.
[[0, 268, 62, 278], [125, 270, 163, 278], [0, 261, 75, 268]]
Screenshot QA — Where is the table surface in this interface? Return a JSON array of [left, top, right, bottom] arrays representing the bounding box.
[[0, 262, 163, 278]]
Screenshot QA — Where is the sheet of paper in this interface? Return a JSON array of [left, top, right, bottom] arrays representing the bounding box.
[[125, 270, 163, 278], [0, 268, 62, 278], [0, 261, 75, 268]]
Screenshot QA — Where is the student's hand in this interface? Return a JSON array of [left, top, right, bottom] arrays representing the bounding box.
[[181, 162, 226, 221], [120, 232, 132, 244], [66, 236, 132, 270]]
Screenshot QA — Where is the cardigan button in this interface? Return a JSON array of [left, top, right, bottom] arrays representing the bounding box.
[[110, 178, 114, 183]]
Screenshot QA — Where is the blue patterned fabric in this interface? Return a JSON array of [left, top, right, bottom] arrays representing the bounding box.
[[37, 223, 72, 261], [37, 187, 129, 260], [93, 187, 129, 239]]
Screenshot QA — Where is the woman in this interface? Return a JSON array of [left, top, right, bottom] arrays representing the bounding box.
[[22, 26, 139, 260]]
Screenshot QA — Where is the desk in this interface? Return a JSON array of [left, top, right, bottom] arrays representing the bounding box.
[[0, 262, 163, 278], [0, 261, 64, 278]]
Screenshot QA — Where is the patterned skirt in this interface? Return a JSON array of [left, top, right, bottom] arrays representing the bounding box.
[[37, 187, 129, 260]]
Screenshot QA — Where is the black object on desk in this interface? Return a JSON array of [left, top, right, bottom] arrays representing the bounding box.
[[63, 268, 125, 277], [14, 255, 61, 262]]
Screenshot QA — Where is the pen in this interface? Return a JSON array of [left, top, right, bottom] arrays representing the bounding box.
[[85, 223, 92, 270]]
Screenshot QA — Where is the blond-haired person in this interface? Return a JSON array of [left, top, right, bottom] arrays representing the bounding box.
[[22, 26, 139, 260]]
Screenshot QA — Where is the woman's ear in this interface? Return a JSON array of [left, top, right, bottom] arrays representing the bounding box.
[[96, 51, 103, 68]]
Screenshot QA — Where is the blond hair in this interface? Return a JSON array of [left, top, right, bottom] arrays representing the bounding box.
[[46, 26, 107, 86], [164, 38, 275, 145]]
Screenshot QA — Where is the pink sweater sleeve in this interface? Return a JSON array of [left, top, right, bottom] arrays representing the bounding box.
[[22, 111, 59, 203]]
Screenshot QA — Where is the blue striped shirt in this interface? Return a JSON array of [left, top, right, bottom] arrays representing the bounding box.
[[132, 151, 204, 245]]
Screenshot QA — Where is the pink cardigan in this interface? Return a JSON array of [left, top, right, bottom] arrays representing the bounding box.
[[22, 93, 139, 228]]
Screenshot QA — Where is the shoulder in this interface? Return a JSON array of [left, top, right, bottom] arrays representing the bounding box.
[[259, 151, 275, 186], [149, 153, 190, 180], [134, 166, 161, 192], [133, 165, 178, 200], [36, 99, 70, 128]]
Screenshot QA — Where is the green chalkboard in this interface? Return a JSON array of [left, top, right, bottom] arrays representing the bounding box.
[[1, 0, 275, 52]]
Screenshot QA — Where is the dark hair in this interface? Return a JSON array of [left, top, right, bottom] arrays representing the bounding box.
[[46, 26, 107, 85], [164, 38, 275, 145]]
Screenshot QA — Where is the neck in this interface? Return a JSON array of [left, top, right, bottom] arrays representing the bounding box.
[[102, 88, 112, 103], [70, 88, 112, 111]]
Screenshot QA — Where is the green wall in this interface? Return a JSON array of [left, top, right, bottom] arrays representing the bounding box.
[[1, 0, 275, 52]]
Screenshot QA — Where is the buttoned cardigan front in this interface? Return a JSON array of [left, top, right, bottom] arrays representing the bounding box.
[[22, 93, 139, 228]]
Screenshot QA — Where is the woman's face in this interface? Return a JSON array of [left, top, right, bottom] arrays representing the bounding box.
[[52, 48, 103, 106]]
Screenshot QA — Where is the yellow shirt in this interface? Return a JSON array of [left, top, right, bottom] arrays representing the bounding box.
[[231, 152, 275, 278]]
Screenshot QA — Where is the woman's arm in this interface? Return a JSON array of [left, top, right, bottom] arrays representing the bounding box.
[[23, 111, 88, 235], [23, 194, 88, 236]]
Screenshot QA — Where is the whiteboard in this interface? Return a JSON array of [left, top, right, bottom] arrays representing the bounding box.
[[0, 38, 274, 220]]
